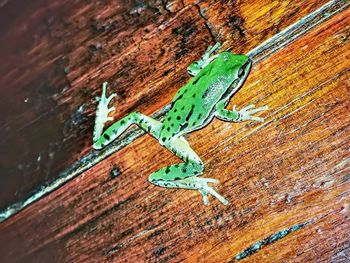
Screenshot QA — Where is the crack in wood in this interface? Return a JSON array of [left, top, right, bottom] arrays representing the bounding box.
[[194, 3, 218, 43], [230, 211, 335, 261], [231, 220, 313, 262]]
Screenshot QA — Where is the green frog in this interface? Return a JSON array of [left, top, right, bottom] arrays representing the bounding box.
[[93, 43, 267, 205]]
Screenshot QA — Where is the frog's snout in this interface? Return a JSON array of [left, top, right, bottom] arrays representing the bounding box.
[[237, 57, 252, 78], [242, 57, 252, 71]]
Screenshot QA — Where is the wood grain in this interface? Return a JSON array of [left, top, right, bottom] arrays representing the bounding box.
[[0, 0, 335, 211], [1, 5, 349, 263]]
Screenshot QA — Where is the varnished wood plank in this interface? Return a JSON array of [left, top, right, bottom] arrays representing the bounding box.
[[0, 0, 342, 212], [193, 0, 332, 54], [1, 6, 349, 263], [0, 0, 175, 211]]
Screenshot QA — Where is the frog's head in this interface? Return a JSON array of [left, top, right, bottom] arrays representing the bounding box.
[[221, 52, 252, 80]]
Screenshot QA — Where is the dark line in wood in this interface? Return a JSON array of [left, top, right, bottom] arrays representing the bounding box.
[[230, 220, 313, 262]]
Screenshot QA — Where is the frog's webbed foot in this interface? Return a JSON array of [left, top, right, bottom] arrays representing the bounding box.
[[201, 42, 221, 66], [95, 82, 117, 123], [188, 43, 221, 76], [204, 42, 221, 58], [235, 104, 268, 122], [178, 176, 229, 206], [94, 82, 117, 142]]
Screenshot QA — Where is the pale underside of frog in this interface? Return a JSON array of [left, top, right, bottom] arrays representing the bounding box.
[[93, 43, 267, 205]]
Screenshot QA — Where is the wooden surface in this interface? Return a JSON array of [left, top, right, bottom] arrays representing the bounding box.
[[0, 0, 332, 211], [0, 0, 350, 262]]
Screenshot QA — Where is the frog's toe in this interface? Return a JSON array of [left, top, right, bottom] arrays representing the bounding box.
[[202, 184, 229, 205], [206, 45, 213, 52], [211, 42, 221, 53], [108, 106, 116, 112], [101, 82, 109, 97], [196, 177, 219, 184], [204, 43, 221, 59], [240, 104, 255, 111], [246, 105, 268, 114], [195, 178, 228, 205], [199, 189, 210, 206], [249, 116, 265, 122], [107, 93, 117, 103], [239, 104, 268, 122]]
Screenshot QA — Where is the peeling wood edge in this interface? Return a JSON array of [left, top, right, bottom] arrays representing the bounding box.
[[0, 0, 348, 223], [230, 220, 313, 262], [230, 211, 333, 262]]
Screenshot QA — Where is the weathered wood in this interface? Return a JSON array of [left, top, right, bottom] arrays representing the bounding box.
[[1, 6, 349, 262], [0, 0, 337, 211]]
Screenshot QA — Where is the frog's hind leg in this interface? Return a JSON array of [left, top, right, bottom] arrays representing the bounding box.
[[93, 111, 162, 149], [93, 82, 162, 149], [149, 137, 229, 205]]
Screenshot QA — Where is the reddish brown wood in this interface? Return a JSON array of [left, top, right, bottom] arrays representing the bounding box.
[[0, 6, 349, 263], [0, 0, 176, 210], [0, 0, 332, 211]]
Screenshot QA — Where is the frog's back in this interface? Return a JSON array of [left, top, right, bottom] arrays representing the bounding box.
[[160, 53, 238, 143]]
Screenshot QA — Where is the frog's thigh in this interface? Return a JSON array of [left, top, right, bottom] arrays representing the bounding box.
[[114, 112, 162, 138], [96, 112, 162, 148], [135, 113, 162, 138], [149, 136, 204, 186]]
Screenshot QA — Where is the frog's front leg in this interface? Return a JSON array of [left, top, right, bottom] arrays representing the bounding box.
[[149, 136, 229, 205], [93, 82, 162, 149], [187, 42, 221, 76], [214, 99, 268, 123]]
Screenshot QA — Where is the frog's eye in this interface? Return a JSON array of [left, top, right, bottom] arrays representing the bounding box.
[[238, 67, 245, 78]]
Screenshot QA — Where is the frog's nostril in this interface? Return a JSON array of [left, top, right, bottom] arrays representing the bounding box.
[[240, 58, 251, 72], [243, 58, 251, 68]]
